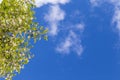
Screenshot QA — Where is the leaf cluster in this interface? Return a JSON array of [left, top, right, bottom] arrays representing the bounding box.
[[0, 0, 48, 80]]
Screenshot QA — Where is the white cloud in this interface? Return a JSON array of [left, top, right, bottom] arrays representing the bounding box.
[[56, 24, 84, 56], [0, 0, 2, 4], [112, 7, 120, 32], [110, 0, 120, 33], [89, 0, 120, 33], [44, 5, 65, 36], [76, 23, 85, 33], [34, 0, 84, 55], [56, 34, 72, 54], [34, 0, 70, 36], [35, 0, 70, 7]]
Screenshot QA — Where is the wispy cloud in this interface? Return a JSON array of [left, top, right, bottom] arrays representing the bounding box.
[[89, 0, 120, 33], [89, 0, 120, 51], [112, 7, 120, 32], [34, 0, 84, 56], [56, 23, 84, 56], [34, 0, 70, 36], [110, 0, 120, 34], [76, 23, 85, 33], [44, 5, 65, 36]]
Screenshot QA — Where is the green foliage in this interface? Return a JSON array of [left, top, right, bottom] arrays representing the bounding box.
[[0, 0, 48, 80]]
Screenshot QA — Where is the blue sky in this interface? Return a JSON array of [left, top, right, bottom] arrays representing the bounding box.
[[1, 0, 120, 80]]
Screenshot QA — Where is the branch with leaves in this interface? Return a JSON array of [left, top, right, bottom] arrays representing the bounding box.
[[0, 0, 48, 80]]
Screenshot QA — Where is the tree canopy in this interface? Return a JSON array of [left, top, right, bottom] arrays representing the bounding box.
[[0, 0, 48, 80]]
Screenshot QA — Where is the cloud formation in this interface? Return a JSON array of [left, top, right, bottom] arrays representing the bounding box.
[[34, 0, 70, 36], [44, 5, 65, 36], [110, 0, 120, 33], [89, 0, 120, 33], [56, 23, 84, 56], [76, 23, 85, 33], [34, 0, 85, 56]]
